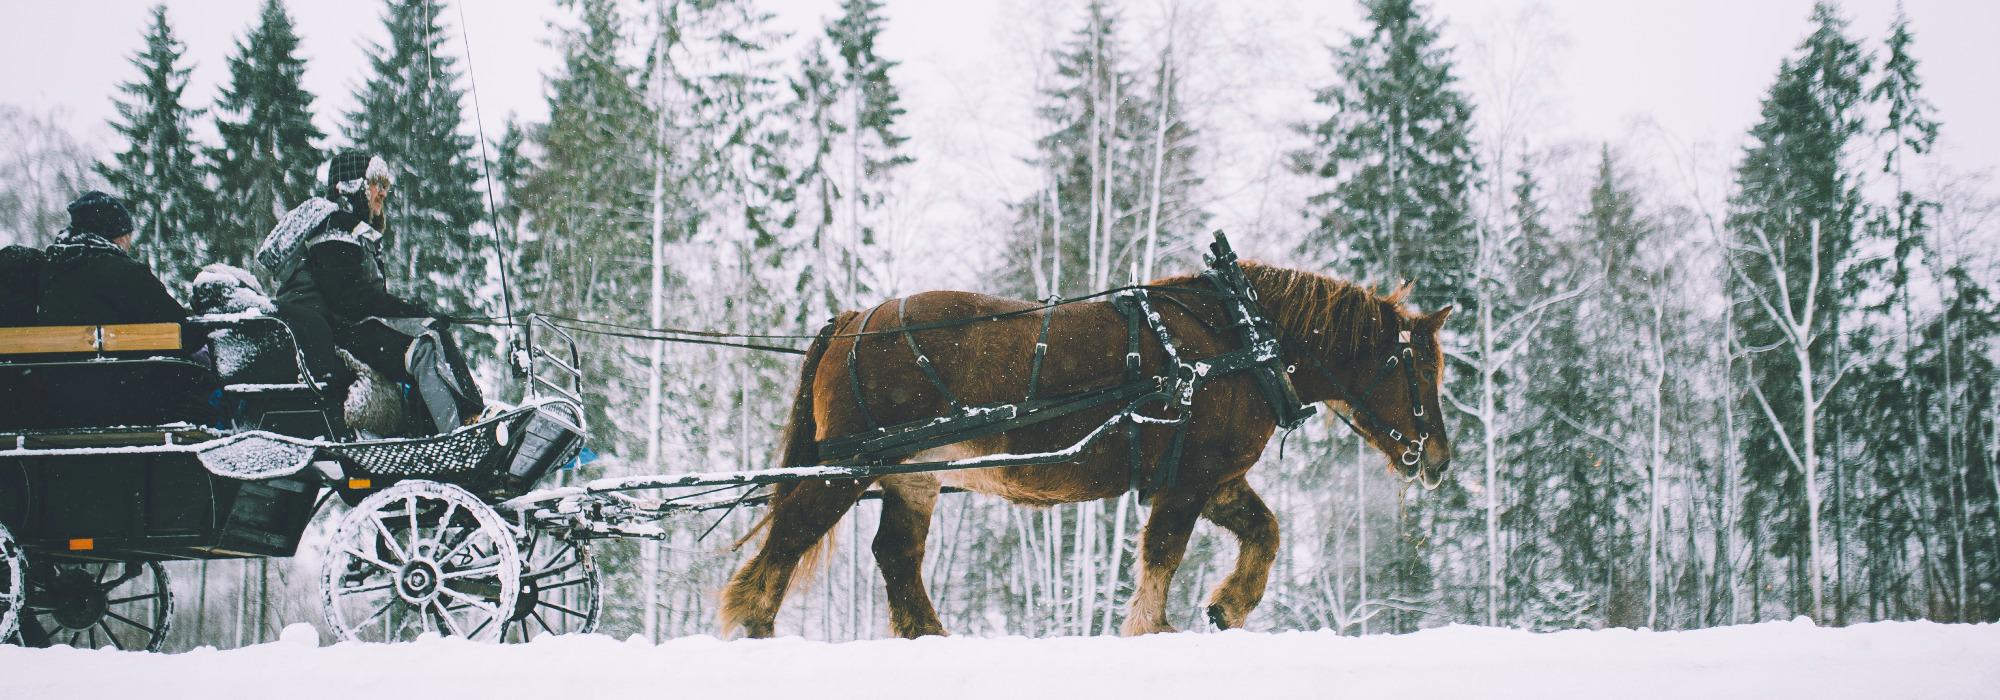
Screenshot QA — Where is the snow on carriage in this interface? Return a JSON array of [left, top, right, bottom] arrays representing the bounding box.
[[0, 232, 1451, 647], [0, 275, 596, 649]]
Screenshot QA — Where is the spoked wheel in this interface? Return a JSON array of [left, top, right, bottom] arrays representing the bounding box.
[[500, 530, 600, 642], [17, 560, 172, 651], [322, 481, 520, 643], [0, 524, 22, 643]]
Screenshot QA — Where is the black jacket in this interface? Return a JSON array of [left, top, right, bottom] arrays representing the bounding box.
[[274, 209, 432, 331], [0, 245, 43, 326], [37, 233, 186, 327]]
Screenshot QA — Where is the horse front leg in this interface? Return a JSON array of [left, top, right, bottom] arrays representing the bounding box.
[[1199, 477, 1278, 630], [874, 473, 948, 638], [1121, 483, 1212, 635]]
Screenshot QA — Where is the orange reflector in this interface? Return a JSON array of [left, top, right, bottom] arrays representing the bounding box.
[[348, 478, 372, 490], [68, 538, 94, 551]]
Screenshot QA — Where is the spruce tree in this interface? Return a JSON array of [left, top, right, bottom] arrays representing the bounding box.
[[826, 0, 912, 300], [1723, 2, 1870, 623], [99, 4, 210, 290], [1850, 5, 1943, 621], [345, 0, 489, 328], [519, 0, 654, 446], [518, 0, 658, 638], [210, 0, 323, 270], [1004, 0, 1147, 299], [1296, 0, 1478, 310]]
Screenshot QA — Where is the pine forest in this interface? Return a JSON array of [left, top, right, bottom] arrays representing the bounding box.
[[1, 0, 1995, 650]]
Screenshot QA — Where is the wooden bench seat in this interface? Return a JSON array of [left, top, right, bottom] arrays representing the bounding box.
[[0, 323, 183, 356]]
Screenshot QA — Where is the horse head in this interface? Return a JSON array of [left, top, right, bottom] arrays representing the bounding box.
[[1248, 266, 1455, 489]]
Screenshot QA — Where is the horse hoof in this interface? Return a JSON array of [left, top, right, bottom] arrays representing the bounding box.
[[1207, 604, 1232, 630]]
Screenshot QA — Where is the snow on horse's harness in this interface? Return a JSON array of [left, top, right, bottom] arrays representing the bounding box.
[[821, 234, 1315, 498]]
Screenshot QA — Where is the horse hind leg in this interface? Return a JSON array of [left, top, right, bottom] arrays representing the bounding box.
[[720, 478, 868, 638], [1199, 478, 1279, 630], [874, 473, 948, 638]]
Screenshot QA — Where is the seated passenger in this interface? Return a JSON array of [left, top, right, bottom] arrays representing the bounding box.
[[258, 150, 483, 435], [0, 244, 43, 326], [37, 191, 186, 327], [33, 192, 204, 428]]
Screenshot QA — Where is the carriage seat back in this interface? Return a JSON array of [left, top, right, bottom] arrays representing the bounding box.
[[0, 323, 219, 430]]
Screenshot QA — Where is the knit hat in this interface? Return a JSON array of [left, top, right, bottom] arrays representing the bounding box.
[[67, 190, 134, 238], [325, 150, 393, 196]]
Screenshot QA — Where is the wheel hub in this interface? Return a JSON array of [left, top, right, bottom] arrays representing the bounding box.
[[396, 560, 443, 604], [46, 570, 108, 631]]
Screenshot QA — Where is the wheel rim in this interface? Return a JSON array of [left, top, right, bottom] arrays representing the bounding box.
[[500, 532, 599, 643], [19, 561, 171, 652], [323, 481, 520, 643], [0, 523, 22, 643]]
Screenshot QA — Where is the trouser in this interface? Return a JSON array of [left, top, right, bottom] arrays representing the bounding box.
[[337, 317, 485, 435]]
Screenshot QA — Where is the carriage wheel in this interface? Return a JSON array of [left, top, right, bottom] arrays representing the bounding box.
[[322, 480, 521, 643], [0, 523, 22, 643], [498, 530, 600, 642], [16, 560, 172, 651]]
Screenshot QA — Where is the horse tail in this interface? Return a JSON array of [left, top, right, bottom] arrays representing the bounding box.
[[730, 310, 855, 563]]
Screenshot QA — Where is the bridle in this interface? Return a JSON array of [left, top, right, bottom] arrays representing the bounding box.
[[1283, 326, 1444, 489]]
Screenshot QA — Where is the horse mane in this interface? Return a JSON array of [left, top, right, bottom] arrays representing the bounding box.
[[1155, 261, 1410, 363]]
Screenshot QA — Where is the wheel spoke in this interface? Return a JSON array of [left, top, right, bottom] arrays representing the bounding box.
[[440, 565, 501, 581], [339, 545, 399, 575], [524, 560, 580, 581], [370, 513, 411, 563], [357, 598, 398, 629], [405, 494, 420, 555], [438, 527, 486, 568], [430, 600, 468, 637], [536, 600, 588, 620], [531, 610, 556, 634], [436, 587, 500, 615], [96, 621, 125, 651], [438, 501, 461, 549], [337, 579, 396, 596], [467, 612, 496, 639], [98, 563, 141, 593], [104, 610, 158, 637], [534, 577, 590, 593], [107, 592, 165, 606]]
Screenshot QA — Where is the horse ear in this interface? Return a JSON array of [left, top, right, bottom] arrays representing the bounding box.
[[1423, 306, 1454, 329], [1390, 280, 1415, 304]]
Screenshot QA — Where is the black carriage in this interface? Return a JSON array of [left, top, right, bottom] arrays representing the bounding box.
[[0, 312, 597, 650]]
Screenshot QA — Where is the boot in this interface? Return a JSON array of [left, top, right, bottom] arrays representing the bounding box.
[[406, 330, 485, 434]]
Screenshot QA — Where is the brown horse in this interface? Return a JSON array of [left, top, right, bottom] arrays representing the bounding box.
[[720, 261, 1453, 638]]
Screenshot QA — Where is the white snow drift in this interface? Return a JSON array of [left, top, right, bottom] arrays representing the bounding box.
[[2, 619, 1995, 699]]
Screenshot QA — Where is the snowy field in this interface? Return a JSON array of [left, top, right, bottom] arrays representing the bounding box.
[[3, 619, 1996, 699]]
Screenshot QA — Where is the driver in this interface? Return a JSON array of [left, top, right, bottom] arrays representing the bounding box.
[[258, 150, 483, 435]]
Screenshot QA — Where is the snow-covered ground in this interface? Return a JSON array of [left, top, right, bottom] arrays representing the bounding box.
[[4, 619, 1995, 699]]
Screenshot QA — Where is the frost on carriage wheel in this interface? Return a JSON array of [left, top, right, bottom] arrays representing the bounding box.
[[499, 529, 600, 643], [0, 523, 22, 643], [322, 480, 521, 643]]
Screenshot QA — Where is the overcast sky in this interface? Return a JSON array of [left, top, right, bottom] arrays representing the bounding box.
[[3, 0, 1995, 276]]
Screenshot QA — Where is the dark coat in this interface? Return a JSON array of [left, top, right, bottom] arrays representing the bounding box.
[[274, 209, 431, 332], [0, 245, 44, 326], [37, 233, 186, 327]]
